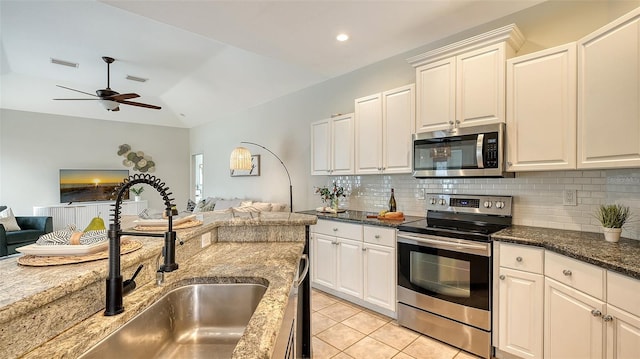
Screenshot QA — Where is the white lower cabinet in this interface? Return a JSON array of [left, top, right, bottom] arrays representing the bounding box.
[[363, 242, 395, 311], [544, 277, 605, 359], [336, 237, 363, 298], [499, 267, 544, 359], [496, 243, 640, 359], [310, 220, 396, 316], [311, 233, 337, 288]]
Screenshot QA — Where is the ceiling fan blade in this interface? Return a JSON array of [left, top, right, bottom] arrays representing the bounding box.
[[56, 85, 98, 97], [108, 93, 140, 101], [53, 98, 101, 100], [118, 100, 161, 110]]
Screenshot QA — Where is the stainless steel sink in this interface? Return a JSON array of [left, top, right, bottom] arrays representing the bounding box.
[[80, 282, 267, 359]]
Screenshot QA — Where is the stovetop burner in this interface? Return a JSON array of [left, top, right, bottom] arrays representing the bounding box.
[[398, 193, 513, 241]]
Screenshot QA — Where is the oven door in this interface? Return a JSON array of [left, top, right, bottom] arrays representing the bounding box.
[[397, 232, 492, 329]]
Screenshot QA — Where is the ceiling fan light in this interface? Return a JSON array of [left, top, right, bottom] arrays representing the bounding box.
[[100, 99, 119, 111]]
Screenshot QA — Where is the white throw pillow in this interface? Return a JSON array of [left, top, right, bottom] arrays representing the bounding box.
[[0, 208, 21, 231], [271, 203, 288, 212]]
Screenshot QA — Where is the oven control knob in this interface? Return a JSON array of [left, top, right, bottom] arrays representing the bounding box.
[[496, 201, 504, 209], [438, 199, 446, 206], [429, 197, 437, 205], [484, 201, 493, 208]]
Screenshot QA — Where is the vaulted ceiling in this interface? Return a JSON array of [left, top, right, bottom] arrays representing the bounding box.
[[0, 0, 544, 128]]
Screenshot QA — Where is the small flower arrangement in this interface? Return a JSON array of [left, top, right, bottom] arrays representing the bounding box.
[[315, 182, 346, 204], [130, 187, 145, 196]]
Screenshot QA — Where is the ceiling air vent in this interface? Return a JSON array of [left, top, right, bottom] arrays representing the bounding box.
[[126, 75, 148, 83], [50, 58, 78, 68]]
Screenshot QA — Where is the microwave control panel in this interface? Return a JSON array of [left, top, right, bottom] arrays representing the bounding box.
[[483, 132, 499, 168]]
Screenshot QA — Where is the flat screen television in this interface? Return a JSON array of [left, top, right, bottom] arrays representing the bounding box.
[[60, 169, 130, 203]]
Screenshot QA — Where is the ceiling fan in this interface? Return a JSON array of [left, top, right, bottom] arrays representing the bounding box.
[[54, 56, 161, 112]]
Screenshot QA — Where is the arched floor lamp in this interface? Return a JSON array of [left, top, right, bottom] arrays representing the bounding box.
[[229, 141, 293, 212]]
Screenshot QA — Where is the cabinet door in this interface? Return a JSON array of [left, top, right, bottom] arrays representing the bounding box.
[[331, 113, 355, 175], [606, 305, 640, 359], [506, 43, 577, 172], [311, 119, 331, 175], [355, 93, 383, 174], [498, 267, 543, 359], [363, 242, 395, 311], [383, 84, 414, 174], [74, 205, 99, 232], [415, 58, 456, 132], [578, 8, 640, 169], [336, 238, 363, 298], [457, 44, 506, 127], [545, 278, 605, 359], [312, 233, 337, 289]]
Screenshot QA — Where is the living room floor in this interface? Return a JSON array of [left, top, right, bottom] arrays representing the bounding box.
[[311, 289, 482, 359]]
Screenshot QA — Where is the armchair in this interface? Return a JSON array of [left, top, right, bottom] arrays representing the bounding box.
[[0, 206, 53, 257]]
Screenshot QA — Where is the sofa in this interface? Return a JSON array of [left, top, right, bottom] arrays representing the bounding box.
[[0, 206, 53, 257]]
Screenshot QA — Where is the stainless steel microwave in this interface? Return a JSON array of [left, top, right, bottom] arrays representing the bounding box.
[[412, 123, 511, 178]]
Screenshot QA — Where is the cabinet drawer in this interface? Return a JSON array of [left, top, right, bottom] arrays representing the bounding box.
[[545, 251, 605, 300], [607, 270, 640, 317], [499, 242, 544, 274], [313, 219, 362, 240], [363, 225, 395, 247]]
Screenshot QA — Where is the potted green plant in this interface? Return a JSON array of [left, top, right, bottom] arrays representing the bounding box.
[[130, 186, 144, 202], [595, 204, 630, 242]]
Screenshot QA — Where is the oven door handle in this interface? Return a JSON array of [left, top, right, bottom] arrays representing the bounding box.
[[397, 233, 490, 256]]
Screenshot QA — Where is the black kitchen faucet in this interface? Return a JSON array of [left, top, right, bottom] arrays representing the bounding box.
[[104, 174, 180, 316]]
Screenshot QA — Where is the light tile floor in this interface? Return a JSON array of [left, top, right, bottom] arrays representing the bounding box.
[[311, 289, 482, 359]]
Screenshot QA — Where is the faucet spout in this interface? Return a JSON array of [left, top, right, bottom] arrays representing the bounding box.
[[104, 174, 179, 316]]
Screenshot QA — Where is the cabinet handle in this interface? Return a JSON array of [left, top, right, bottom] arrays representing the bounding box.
[[516, 256, 523, 262], [591, 309, 602, 317], [603, 315, 613, 322], [449, 121, 454, 125], [507, 162, 513, 167], [333, 228, 338, 232], [362, 248, 367, 252], [455, 120, 460, 124], [331, 241, 338, 245], [374, 235, 380, 239], [562, 269, 572, 276], [499, 275, 505, 280]]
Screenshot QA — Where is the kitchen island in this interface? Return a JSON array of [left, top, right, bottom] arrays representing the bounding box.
[[0, 211, 316, 359]]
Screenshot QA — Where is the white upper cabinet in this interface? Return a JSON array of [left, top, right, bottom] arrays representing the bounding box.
[[409, 24, 524, 133], [382, 84, 415, 174], [310, 113, 354, 176], [355, 93, 383, 174], [355, 84, 415, 175], [506, 43, 577, 172], [578, 7, 640, 169]]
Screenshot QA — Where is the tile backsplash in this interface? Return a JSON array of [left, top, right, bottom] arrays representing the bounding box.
[[313, 169, 640, 240]]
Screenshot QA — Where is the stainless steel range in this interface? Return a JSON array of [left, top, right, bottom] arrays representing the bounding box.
[[396, 193, 512, 359]]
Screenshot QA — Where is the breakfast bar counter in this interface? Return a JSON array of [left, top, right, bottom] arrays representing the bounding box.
[[0, 211, 317, 359]]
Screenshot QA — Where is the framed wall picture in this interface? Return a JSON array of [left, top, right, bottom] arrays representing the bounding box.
[[230, 155, 260, 177]]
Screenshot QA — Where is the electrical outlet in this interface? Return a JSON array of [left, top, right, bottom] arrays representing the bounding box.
[[201, 232, 212, 248], [563, 189, 577, 206], [418, 188, 426, 200]]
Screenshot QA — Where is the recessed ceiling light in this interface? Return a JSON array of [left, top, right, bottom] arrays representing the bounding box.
[[336, 33, 349, 42]]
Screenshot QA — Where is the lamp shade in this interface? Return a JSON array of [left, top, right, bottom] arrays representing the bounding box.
[[230, 146, 253, 170]]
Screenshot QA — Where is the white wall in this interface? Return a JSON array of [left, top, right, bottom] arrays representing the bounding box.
[[0, 109, 190, 216], [190, 1, 640, 213]]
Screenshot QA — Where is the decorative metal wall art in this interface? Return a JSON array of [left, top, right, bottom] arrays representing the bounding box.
[[117, 144, 156, 172]]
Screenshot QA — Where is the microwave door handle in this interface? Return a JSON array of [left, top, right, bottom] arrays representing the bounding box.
[[476, 133, 484, 169]]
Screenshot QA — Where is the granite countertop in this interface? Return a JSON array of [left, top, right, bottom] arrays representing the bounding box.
[[298, 209, 423, 228], [493, 225, 640, 280], [0, 211, 317, 359]]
